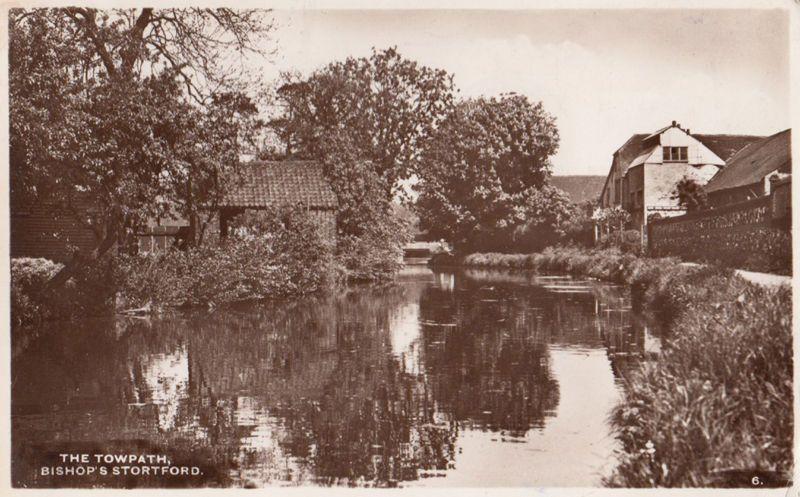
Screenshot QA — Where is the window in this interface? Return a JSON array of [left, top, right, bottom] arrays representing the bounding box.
[[663, 146, 688, 162]]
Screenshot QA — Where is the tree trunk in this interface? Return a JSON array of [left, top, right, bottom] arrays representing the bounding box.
[[43, 210, 121, 291]]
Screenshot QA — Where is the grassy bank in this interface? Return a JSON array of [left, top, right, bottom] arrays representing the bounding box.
[[432, 247, 793, 487]]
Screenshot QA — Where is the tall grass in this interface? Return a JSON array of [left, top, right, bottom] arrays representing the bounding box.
[[437, 247, 793, 487]]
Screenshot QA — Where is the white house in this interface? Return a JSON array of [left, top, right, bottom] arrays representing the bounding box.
[[599, 121, 763, 236]]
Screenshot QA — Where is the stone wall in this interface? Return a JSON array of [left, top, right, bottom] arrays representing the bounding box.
[[648, 194, 791, 273]]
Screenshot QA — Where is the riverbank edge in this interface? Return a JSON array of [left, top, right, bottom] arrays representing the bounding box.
[[431, 247, 793, 488]]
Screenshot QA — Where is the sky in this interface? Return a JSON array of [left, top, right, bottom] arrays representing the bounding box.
[[254, 9, 790, 176]]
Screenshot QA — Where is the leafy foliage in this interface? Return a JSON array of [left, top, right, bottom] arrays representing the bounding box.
[[672, 176, 709, 212], [592, 205, 631, 227], [11, 257, 117, 328], [269, 47, 456, 189], [270, 48, 454, 280], [10, 8, 273, 286], [561, 200, 598, 247], [117, 206, 336, 309], [416, 94, 560, 253], [513, 184, 579, 252], [267, 48, 442, 279], [318, 133, 412, 281], [608, 277, 792, 487]]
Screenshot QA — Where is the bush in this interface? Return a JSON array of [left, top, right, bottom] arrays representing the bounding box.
[[336, 215, 409, 282], [607, 281, 792, 487], [599, 229, 643, 254], [11, 258, 62, 327], [117, 206, 337, 309], [11, 256, 117, 327]]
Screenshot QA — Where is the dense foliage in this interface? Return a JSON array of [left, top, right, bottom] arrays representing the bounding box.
[[268, 47, 456, 189], [609, 278, 791, 487], [116, 206, 336, 309], [416, 94, 560, 253], [10, 8, 273, 286], [11, 257, 116, 328], [672, 176, 709, 212], [267, 48, 444, 278], [512, 184, 580, 252]]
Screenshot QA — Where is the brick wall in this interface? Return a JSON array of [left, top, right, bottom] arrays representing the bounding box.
[[648, 194, 791, 273]]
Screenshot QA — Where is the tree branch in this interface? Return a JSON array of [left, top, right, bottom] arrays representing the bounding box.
[[121, 8, 153, 75], [65, 8, 117, 78]]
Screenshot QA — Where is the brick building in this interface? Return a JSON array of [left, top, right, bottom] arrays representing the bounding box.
[[11, 160, 339, 261], [218, 160, 338, 240]]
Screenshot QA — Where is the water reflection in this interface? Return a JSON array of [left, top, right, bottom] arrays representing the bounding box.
[[12, 267, 659, 488]]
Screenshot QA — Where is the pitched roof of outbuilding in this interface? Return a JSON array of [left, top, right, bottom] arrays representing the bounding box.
[[705, 129, 791, 193], [693, 134, 765, 162], [221, 160, 337, 209]]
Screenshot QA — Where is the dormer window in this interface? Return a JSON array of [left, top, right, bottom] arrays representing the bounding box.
[[663, 146, 688, 162]]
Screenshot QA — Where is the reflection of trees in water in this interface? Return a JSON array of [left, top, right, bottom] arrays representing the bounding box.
[[452, 270, 659, 381], [12, 286, 461, 488], [12, 272, 660, 488], [173, 286, 457, 487], [418, 284, 560, 435]]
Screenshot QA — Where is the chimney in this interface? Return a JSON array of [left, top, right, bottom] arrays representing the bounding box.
[[686, 129, 691, 134], [671, 120, 677, 127]]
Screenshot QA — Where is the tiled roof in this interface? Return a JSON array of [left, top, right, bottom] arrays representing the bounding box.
[[221, 160, 337, 209], [705, 129, 791, 193], [549, 175, 606, 204], [694, 134, 765, 161]]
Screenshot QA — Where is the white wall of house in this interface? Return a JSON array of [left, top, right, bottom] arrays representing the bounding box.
[[642, 128, 724, 221], [657, 127, 725, 166]]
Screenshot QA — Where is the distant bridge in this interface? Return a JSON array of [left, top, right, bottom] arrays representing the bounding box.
[[402, 241, 448, 264]]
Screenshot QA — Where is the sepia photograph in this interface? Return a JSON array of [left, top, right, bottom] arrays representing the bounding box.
[[2, 2, 795, 493]]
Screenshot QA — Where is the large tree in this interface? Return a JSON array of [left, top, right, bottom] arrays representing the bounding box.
[[10, 8, 273, 285], [268, 47, 457, 194], [265, 48, 455, 278], [416, 94, 560, 253]]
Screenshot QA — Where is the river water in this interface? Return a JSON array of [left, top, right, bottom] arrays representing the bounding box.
[[11, 266, 660, 488]]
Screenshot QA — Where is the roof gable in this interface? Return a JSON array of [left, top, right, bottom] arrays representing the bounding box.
[[221, 160, 338, 209], [705, 130, 791, 193]]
